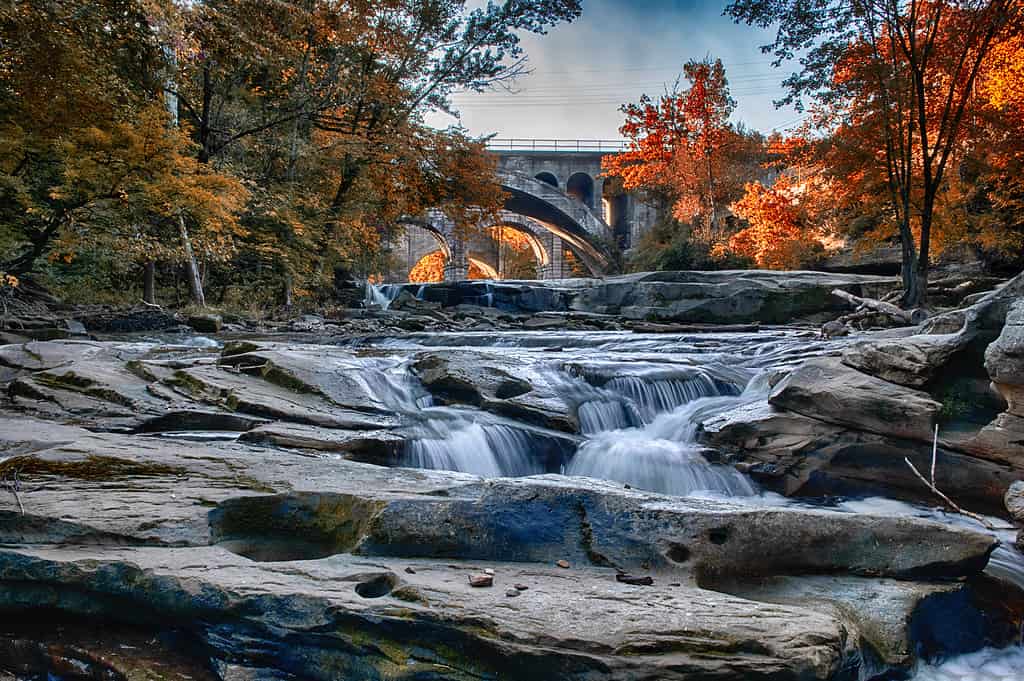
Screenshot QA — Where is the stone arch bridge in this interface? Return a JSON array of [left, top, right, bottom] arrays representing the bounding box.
[[384, 140, 657, 282]]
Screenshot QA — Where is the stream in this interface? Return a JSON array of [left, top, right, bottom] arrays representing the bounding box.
[[169, 325, 1024, 679]]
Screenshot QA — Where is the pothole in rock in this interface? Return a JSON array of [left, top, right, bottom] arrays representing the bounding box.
[[351, 573, 398, 598]]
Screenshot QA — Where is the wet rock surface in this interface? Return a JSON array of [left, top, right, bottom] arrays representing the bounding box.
[[374, 270, 897, 324], [411, 350, 577, 431], [0, 302, 1021, 679], [768, 357, 942, 442]]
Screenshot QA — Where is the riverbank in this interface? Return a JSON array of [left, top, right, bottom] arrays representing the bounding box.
[[1, 270, 1022, 680]]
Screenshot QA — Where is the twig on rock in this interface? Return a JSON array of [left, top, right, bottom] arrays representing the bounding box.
[[3, 469, 25, 515], [904, 425, 997, 530]]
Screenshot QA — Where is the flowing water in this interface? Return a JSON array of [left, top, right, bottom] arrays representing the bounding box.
[[342, 323, 1024, 676]]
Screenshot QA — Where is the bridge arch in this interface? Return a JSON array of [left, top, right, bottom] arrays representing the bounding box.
[[386, 168, 617, 282], [566, 172, 595, 209], [534, 171, 559, 188], [498, 171, 612, 276]]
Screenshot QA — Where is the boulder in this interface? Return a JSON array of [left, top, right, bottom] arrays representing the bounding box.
[[411, 351, 577, 432], [188, 313, 223, 333], [391, 271, 896, 323], [769, 358, 941, 443], [985, 299, 1024, 416], [700, 400, 1024, 511], [571, 270, 896, 324], [1007, 481, 1024, 522], [842, 331, 972, 388], [953, 412, 1024, 466], [706, 575, 1015, 668], [78, 307, 180, 333]]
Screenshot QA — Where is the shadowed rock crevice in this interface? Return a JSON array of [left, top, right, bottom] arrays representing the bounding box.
[[209, 493, 386, 562]]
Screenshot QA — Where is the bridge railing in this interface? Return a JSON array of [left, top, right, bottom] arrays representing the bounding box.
[[486, 138, 627, 153]]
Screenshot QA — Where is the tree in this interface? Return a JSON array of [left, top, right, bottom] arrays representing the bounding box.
[[727, 0, 1022, 306], [603, 57, 759, 253], [0, 0, 247, 286], [726, 176, 824, 269], [170, 0, 577, 299]]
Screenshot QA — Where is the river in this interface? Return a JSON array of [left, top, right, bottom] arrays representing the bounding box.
[[161, 324, 1024, 678], [338, 326, 1024, 679]]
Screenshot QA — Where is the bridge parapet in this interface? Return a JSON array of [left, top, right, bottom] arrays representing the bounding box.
[[486, 138, 626, 153]]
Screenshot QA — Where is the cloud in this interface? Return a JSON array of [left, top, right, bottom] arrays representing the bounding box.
[[425, 0, 802, 140]]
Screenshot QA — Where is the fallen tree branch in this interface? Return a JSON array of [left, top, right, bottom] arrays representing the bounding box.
[[629, 321, 761, 334], [903, 425, 997, 530], [832, 288, 928, 325]]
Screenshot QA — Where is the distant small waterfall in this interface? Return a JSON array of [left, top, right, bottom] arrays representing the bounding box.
[[364, 283, 403, 310]]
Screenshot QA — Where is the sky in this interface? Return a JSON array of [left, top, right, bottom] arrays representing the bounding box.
[[425, 0, 806, 142]]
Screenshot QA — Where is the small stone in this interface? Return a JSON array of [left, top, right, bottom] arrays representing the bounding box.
[[514, 583, 529, 591], [483, 568, 495, 576], [624, 484, 631, 489], [1005, 481, 1024, 523], [404, 567, 416, 574], [468, 574, 493, 588], [668, 583, 681, 587], [505, 589, 520, 598], [616, 573, 654, 586], [556, 560, 570, 569]]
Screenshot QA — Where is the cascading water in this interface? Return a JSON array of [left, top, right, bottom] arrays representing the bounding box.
[[333, 354, 555, 477], [564, 372, 766, 497], [364, 283, 403, 310], [338, 328, 1024, 675], [906, 646, 1024, 681], [403, 415, 545, 477]]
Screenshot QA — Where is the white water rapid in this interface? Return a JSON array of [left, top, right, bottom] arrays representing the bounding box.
[[341, 328, 1024, 677]]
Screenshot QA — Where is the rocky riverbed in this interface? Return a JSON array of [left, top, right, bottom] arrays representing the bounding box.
[[1, 270, 1024, 680]]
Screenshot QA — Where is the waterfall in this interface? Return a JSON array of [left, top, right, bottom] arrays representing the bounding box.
[[364, 283, 403, 310], [601, 373, 736, 422], [402, 417, 547, 478], [562, 372, 769, 497]]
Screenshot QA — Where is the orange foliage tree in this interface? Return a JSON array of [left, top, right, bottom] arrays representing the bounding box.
[[727, 177, 823, 269], [728, 0, 1023, 305], [602, 57, 762, 248]]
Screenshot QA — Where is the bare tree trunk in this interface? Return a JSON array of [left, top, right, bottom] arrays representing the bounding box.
[[143, 262, 156, 305], [178, 214, 206, 307], [283, 271, 293, 310]]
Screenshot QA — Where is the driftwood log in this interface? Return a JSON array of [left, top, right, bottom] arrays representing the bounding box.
[[831, 289, 928, 326], [629, 321, 761, 334]]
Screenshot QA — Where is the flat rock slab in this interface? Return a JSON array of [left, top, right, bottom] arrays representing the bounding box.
[[0, 545, 889, 680], [0, 420, 996, 582]]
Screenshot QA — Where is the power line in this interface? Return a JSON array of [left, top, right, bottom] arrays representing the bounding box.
[[521, 59, 780, 75]]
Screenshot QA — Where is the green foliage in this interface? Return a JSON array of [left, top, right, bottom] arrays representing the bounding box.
[[628, 219, 753, 272]]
